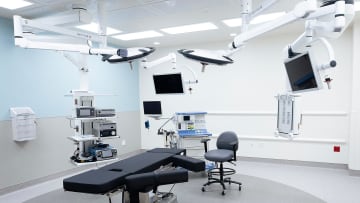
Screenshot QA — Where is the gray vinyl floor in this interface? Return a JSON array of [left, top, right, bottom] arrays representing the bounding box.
[[1, 159, 360, 203]]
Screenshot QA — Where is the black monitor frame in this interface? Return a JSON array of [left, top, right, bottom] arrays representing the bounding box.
[[143, 101, 162, 116], [284, 51, 323, 93], [153, 72, 184, 94]]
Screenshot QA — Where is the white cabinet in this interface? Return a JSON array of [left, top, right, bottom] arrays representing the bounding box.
[[10, 107, 36, 141]]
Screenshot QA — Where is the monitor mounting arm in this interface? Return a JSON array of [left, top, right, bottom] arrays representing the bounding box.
[[286, 0, 353, 58], [178, 0, 317, 68], [141, 53, 198, 87], [285, 0, 354, 89], [229, 0, 317, 50], [141, 53, 177, 70]]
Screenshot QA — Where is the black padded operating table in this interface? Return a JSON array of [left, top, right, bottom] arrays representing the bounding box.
[[63, 148, 205, 203]]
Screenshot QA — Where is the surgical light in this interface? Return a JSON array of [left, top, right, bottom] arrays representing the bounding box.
[[112, 30, 163, 41], [76, 22, 122, 35], [222, 18, 243, 27], [250, 12, 286, 24], [160, 22, 218, 34], [0, 0, 32, 10]]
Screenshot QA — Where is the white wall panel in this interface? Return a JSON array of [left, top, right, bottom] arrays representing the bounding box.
[[139, 29, 353, 164]]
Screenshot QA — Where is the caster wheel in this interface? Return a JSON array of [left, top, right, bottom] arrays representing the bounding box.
[[202, 187, 205, 192], [221, 191, 226, 195]]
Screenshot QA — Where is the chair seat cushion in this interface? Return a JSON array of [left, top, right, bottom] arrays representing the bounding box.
[[205, 149, 233, 162]]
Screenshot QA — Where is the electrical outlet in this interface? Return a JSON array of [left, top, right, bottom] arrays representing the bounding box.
[[333, 146, 340, 152], [121, 140, 126, 146]]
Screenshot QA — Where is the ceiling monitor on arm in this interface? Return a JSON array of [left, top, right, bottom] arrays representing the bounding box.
[[284, 51, 323, 93], [153, 73, 184, 94]]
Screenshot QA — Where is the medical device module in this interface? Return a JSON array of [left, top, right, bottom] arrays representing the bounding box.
[[95, 108, 116, 117], [76, 107, 95, 118], [89, 143, 117, 161], [175, 112, 211, 158], [67, 91, 119, 164], [175, 112, 211, 137], [92, 121, 117, 137]]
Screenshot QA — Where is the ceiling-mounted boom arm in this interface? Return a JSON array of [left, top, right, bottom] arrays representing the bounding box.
[[14, 15, 117, 55], [287, 0, 354, 55], [229, 0, 317, 49], [13, 13, 155, 63]]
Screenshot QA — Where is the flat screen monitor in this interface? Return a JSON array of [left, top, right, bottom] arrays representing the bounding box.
[[284, 52, 322, 93], [153, 73, 184, 94], [143, 101, 162, 116]]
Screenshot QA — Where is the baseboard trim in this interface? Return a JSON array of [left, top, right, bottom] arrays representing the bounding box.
[[348, 169, 360, 176], [0, 149, 144, 196], [237, 156, 348, 169]]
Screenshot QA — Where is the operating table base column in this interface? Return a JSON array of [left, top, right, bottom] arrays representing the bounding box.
[[123, 191, 151, 203]]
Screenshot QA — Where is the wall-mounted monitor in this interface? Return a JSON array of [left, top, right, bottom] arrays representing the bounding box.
[[143, 101, 162, 116], [284, 52, 323, 93], [153, 73, 184, 94]]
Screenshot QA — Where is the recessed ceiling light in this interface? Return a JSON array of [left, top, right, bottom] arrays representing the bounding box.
[[0, 0, 32, 10], [355, 2, 360, 11], [76, 22, 122, 35], [153, 42, 160, 45], [112, 30, 163, 41], [250, 12, 286, 25], [161, 22, 218, 34], [222, 18, 242, 27], [230, 33, 237, 37]]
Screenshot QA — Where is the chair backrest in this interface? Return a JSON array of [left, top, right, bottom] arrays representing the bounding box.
[[216, 131, 238, 151]]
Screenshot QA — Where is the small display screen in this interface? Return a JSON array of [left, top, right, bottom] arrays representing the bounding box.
[[80, 109, 91, 116], [285, 53, 318, 92], [143, 101, 162, 115], [183, 115, 190, 121]]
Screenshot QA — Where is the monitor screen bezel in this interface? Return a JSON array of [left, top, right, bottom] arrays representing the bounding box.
[[143, 101, 162, 116], [284, 51, 323, 94], [152, 72, 185, 94]]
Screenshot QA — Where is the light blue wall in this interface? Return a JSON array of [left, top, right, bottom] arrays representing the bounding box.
[[0, 17, 139, 120]]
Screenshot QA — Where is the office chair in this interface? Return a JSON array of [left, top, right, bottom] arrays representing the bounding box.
[[201, 131, 242, 195]]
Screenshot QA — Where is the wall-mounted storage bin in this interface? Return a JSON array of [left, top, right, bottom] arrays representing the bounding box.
[[10, 107, 36, 141]]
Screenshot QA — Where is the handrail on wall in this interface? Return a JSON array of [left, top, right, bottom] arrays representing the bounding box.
[[207, 111, 348, 117]]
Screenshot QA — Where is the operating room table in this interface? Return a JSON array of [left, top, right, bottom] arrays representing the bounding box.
[[63, 148, 205, 203]]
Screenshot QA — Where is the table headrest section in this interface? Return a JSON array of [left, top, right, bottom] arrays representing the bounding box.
[[171, 155, 205, 172], [125, 168, 188, 191], [63, 169, 129, 194]]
